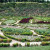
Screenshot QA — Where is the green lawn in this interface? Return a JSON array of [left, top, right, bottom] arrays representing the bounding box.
[[0, 46, 50, 50]]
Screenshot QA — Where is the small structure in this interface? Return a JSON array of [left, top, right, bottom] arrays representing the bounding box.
[[19, 17, 33, 23]]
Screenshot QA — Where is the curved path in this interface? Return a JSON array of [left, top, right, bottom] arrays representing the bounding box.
[[10, 40, 41, 46], [0, 29, 42, 46], [0, 30, 4, 36]]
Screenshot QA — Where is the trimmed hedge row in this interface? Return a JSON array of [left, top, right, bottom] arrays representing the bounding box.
[[0, 43, 10, 47], [4, 33, 31, 42], [41, 42, 50, 46], [1, 28, 33, 35], [4, 33, 50, 42], [0, 35, 7, 39], [0, 39, 12, 43]]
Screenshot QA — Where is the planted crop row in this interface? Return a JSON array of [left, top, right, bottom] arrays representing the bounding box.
[[34, 29, 50, 36], [1, 28, 33, 35]]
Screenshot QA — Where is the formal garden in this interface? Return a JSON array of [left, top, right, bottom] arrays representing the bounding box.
[[0, 1, 50, 50]]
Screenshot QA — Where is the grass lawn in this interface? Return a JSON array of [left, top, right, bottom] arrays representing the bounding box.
[[0, 46, 50, 50]]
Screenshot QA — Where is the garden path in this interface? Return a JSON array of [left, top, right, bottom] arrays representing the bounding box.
[[10, 39, 41, 46], [0, 30, 4, 36]]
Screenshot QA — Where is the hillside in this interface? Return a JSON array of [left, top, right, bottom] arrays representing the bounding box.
[[0, 2, 50, 17]]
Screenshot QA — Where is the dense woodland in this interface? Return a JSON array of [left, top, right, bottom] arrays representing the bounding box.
[[0, 0, 50, 3]]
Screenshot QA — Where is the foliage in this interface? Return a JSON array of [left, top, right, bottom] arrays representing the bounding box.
[[13, 43, 18, 47], [41, 42, 50, 46], [0, 43, 10, 47], [35, 29, 50, 36], [2, 28, 33, 35], [0, 35, 7, 39], [0, 39, 12, 43], [26, 42, 30, 47]]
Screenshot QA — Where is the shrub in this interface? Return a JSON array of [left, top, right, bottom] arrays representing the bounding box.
[[26, 42, 30, 47], [0, 43, 3, 47], [0, 43, 10, 47], [3, 39, 7, 43], [3, 43, 10, 47], [0, 39, 12, 43], [1, 22, 6, 25], [43, 38, 50, 41], [33, 34, 38, 36], [21, 39, 26, 42], [41, 36, 45, 38], [21, 32, 33, 35], [18, 44, 22, 47], [41, 42, 50, 46], [0, 35, 7, 39], [13, 43, 18, 47], [35, 38, 42, 42], [0, 39, 3, 42]]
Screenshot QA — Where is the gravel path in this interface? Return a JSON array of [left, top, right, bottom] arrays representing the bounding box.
[[10, 40, 41, 46], [31, 30, 43, 36], [31, 30, 37, 34], [0, 30, 4, 36]]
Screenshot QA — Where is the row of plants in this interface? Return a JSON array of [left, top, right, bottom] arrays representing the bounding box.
[[0, 42, 50, 47], [13, 42, 38, 47], [4, 33, 50, 42], [0, 39, 12, 43], [34, 29, 50, 36], [4, 33, 32, 42], [0, 43, 10, 47], [13, 42, 50, 47], [1, 28, 33, 35], [0, 35, 7, 39], [41, 42, 50, 46]]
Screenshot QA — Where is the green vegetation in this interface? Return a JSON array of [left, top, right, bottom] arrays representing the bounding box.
[[0, 46, 50, 50], [0, 2, 50, 17], [1, 28, 33, 35], [4, 20, 16, 24], [35, 29, 50, 36], [0, 39, 12, 43], [13, 43, 18, 47], [41, 42, 50, 46], [0, 35, 7, 39], [0, 43, 10, 47]]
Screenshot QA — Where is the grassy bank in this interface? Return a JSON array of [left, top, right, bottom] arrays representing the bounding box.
[[0, 2, 50, 17], [0, 46, 50, 50]]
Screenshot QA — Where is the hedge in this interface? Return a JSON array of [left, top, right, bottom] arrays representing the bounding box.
[[0, 43, 10, 47], [41, 42, 50, 46], [0, 35, 7, 39], [0, 39, 12, 43]]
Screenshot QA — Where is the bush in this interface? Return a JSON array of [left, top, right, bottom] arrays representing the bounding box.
[[33, 34, 38, 36], [0, 43, 10, 47], [0, 39, 3, 42], [13, 43, 18, 47], [0, 43, 3, 47], [0, 39, 12, 43], [41, 42, 50, 46], [18, 44, 22, 47], [41, 36, 45, 38], [43, 38, 50, 41], [21, 32, 33, 35], [3, 43, 10, 47], [26, 42, 30, 47], [0, 35, 7, 39], [35, 38, 42, 42], [21, 39, 26, 42], [1, 22, 6, 25]]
